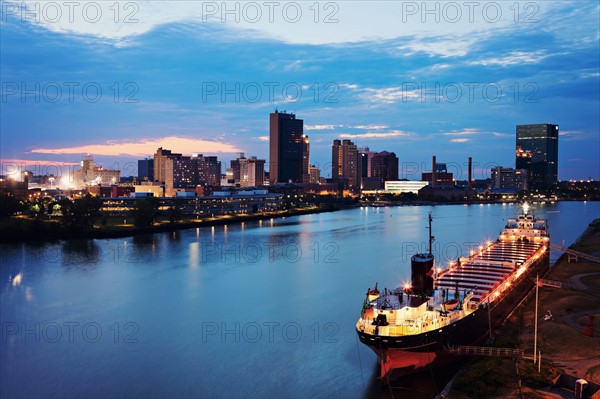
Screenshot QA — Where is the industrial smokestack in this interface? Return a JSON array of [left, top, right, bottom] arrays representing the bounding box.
[[431, 155, 437, 188], [468, 157, 472, 190]]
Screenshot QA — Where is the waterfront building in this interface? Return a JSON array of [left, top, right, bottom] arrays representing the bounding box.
[[99, 190, 283, 216], [491, 167, 528, 191], [422, 162, 454, 187], [385, 181, 429, 194], [269, 111, 310, 184], [516, 124, 559, 190]]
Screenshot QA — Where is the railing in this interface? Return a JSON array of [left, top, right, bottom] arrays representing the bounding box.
[[447, 345, 524, 358], [548, 243, 600, 263]]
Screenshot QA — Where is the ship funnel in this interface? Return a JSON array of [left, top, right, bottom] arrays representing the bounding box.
[[411, 253, 434, 295], [411, 213, 435, 295]]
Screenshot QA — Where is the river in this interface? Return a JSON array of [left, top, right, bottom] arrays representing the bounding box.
[[1, 202, 598, 398]]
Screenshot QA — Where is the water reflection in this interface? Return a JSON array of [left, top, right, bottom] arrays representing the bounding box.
[[0, 202, 597, 399], [60, 240, 101, 268]]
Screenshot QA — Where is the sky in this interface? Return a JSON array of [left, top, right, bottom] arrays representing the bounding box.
[[1, 0, 599, 181]]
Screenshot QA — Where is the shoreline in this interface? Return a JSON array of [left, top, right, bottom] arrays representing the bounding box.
[[0, 206, 340, 243], [2, 199, 596, 244]]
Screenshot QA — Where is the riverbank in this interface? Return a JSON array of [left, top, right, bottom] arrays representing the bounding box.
[[447, 218, 600, 398], [0, 205, 339, 243]]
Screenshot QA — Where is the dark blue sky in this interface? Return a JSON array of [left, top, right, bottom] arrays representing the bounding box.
[[1, 1, 599, 180]]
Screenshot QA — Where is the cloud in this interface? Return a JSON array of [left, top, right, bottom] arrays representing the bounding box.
[[470, 51, 552, 67], [11, 1, 532, 46], [449, 138, 471, 143], [31, 136, 240, 156], [1, 159, 79, 166], [443, 129, 480, 136], [352, 124, 389, 130], [255, 136, 269, 142], [304, 125, 340, 130], [340, 130, 412, 139]]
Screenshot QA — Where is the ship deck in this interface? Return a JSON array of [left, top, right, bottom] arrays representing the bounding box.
[[435, 240, 544, 302]]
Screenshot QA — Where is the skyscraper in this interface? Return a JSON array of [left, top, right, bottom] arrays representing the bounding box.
[[332, 139, 358, 187], [269, 111, 309, 184], [516, 124, 559, 190], [163, 153, 221, 196], [154, 147, 182, 183]]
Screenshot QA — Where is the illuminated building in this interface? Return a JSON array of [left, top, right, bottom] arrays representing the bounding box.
[[269, 111, 310, 184], [75, 155, 120, 186], [516, 124, 559, 190], [491, 167, 528, 191], [332, 139, 358, 187]]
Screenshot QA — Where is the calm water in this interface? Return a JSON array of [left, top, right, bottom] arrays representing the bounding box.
[[1, 202, 598, 398]]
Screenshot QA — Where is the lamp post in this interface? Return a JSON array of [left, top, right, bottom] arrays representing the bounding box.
[[534, 274, 539, 364]]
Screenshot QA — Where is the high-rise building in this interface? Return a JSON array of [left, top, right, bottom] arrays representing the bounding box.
[[164, 153, 221, 196], [309, 165, 321, 184], [516, 124, 559, 190], [371, 151, 399, 185], [332, 139, 358, 187], [231, 153, 265, 187], [269, 111, 309, 184], [239, 157, 265, 187], [357, 147, 375, 188], [138, 158, 154, 181], [154, 147, 182, 183], [491, 167, 528, 191]]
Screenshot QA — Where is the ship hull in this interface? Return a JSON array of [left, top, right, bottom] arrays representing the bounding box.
[[357, 253, 549, 378]]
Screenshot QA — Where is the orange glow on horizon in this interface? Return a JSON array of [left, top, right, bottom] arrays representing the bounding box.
[[32, 136, 241, 156]]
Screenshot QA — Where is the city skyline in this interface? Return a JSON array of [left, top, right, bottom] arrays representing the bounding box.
[[1, 2, 599, 181]]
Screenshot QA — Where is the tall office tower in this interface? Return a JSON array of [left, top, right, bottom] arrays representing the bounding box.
[[138, 158, 154, 181], [154, 147, 182, 183], [371, 151, 399, 182], [332, 139, 358, 187], [269, 111, 309, 184], [516, 124, 559, 190]]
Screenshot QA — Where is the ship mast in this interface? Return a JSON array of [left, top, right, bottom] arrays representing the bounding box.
[[427, 212, 435, 255]]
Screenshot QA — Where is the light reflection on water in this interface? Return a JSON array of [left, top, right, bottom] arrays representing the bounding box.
[[0, 202, 597, 398]]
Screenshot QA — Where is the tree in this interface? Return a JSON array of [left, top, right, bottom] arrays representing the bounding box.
[[58, 194, 102, 230], [132, 198, 158, 227], [0, 190, 26, 218], [166, 203, 182, 224]]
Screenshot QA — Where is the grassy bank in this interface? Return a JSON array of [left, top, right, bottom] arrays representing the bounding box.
[[0, 205, 338, 243]]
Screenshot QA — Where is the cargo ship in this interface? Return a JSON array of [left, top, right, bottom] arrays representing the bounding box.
[[356, 204, 550, 379]]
